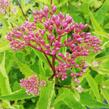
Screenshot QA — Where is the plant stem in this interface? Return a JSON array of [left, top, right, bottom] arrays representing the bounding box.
[[48, 55, 56, 80], [16, 0, 27, 20], [50, 0, 53, 5], [52, 55, 56, 73], [43, 53, 53, 71]]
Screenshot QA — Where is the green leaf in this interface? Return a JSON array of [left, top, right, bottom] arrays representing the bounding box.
[[33, 49, 51, 77], [94, 56, 109, 75], [0, 40, 10, 53], [101, 88, 109, 104], [104, 23, 109, 29], [0, 89, 34, 100], [36, 80, 55, 109], [89, 11, 109, 39], [54, 88, 85, 109], [0, 53, 11, 95], [79, 1, 109, 39], [16, 58, 35, 77], [101, 80, 109, 89], [86, 72, 101, 101], [95, 0, 109, 24], [0, 53, 12, 108], [38, 59, 46, 77], [80, 91, 109, 108], [79, 0, 90, 17]]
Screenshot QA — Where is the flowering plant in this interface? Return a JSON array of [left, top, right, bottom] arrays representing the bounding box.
[[5, 5, 102, 100], [7, 5, 101, 84]]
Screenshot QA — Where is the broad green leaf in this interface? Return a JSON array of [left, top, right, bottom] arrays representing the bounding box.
[[80, 92, 109, 108], [36, 80, 55, 109], [0, 89, 34, 100], [86, 72, 101, 101], [54, 88, 85, 109]]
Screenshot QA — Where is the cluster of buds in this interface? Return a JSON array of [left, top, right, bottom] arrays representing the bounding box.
[[0, 0, 9, 14], [20, 75, 46, 95], [7, 6, 101, 81]]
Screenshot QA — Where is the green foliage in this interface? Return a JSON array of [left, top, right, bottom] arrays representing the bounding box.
[[80, 92, 109, 108], [36, 80, 55, 109], [85, 72, 101, 101], [0, 89, 34, 100], [54, 88, 85, 109]]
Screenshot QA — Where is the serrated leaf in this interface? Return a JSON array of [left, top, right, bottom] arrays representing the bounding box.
[[80, 91, 109, 108], [54, 88, 85, 109], [86, 72, 101, 101], [0, 89, 34, 100]]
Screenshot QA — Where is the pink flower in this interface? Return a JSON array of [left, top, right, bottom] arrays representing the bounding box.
[[7, 6, 101, 81], [0, 0, 9, 14], [20, 75, 46, 95]]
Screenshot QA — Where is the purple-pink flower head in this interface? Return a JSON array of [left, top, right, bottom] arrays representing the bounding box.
[[20, 75, 46, 95], [7, 6, 101, 81]]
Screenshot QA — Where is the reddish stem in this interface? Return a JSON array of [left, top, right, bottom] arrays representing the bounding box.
[[43, 53, 53, 71]]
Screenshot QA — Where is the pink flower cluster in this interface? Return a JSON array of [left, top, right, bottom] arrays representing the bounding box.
[[0, 0, 9, 14], [7, 6, 101, 81], [20, 75, 46, 95]]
